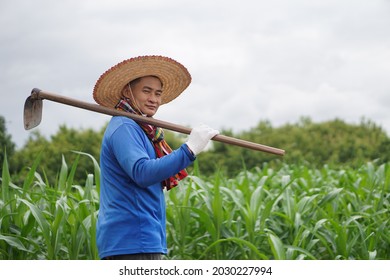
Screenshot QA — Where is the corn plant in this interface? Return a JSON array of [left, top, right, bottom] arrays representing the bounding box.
[[0, 151, 100, 259], [1, 152, 389, 259], [166, 162, 389, 260]]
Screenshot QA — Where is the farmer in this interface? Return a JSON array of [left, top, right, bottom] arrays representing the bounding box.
[[93, 55, 219, 260]]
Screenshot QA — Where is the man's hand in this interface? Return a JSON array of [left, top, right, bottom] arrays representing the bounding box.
[[186, 124, 219, 155]]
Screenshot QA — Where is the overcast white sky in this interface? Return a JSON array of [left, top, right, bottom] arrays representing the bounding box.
[[1, 0, 390, 148]]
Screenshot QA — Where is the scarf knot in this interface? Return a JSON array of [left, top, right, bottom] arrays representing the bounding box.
[[115, 98, 187, 190]]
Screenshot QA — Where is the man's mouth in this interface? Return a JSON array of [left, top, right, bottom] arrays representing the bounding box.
[[146, 105, 157, 111]]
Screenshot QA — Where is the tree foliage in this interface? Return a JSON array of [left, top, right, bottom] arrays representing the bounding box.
[[4, 116, 390, 182], [197, 117, 390, 176]]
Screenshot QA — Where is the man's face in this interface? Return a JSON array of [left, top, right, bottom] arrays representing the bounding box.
[[127, 76, 162, 117]]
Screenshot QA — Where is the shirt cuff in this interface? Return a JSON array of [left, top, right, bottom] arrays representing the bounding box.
[[182, 143, 196, 161]]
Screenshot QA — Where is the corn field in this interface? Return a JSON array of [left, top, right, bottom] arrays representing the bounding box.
[[1, 152, 389, 260]]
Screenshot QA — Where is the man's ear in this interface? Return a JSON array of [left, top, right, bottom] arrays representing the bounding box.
[[121, 86, 131, 99]]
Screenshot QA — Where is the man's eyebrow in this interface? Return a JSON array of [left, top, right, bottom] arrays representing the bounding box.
[[143, 86, 162, 92]]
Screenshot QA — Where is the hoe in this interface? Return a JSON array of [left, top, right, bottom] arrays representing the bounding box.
[[24, 88, 285, 156]]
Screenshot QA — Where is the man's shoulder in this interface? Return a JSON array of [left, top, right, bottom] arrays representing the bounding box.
[[109, 116, 138, 127], [103, 116, 139, 136]]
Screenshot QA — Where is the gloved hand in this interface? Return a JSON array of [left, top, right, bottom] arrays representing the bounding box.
[[186, 124, 219, 155]]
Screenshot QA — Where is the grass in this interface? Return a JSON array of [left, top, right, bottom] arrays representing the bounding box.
[[0, 153, 389, 259]]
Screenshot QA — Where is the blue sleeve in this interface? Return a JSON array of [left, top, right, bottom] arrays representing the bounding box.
[[109, 120, 195, 188]]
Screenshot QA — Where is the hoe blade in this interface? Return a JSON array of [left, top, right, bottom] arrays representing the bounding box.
[[23, 96, 43, 130]]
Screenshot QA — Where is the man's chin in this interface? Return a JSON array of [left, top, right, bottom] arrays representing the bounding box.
[[145, 111, 157, 117]]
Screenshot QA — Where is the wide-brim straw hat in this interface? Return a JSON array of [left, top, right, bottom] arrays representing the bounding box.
[[93, 55, 191, 107]]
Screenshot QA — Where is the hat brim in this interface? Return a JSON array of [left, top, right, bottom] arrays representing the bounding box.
[[93, 55, 191, 107]]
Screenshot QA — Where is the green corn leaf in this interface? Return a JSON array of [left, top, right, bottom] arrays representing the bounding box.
[[318, 188, 343, 206], [18, 198, 52, 256], [267, 232, 286, 260], [1, 150, 10, 203], [0, 234, 32, 253]]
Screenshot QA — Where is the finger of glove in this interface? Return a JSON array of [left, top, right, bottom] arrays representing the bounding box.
[[208, 128, 219, 139], [196, 125, 218, 136]]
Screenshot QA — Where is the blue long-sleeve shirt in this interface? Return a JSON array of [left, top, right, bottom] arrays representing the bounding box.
[[96, 116, 195, 259]]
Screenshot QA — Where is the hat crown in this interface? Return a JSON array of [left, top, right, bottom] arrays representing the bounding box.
[[93, 55, 191, 107]]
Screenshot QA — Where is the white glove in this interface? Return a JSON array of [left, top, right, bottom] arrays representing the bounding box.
[[186, 124, 219, 155]]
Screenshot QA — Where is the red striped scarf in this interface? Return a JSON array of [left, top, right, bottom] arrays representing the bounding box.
[[115, 98, 188, 190]]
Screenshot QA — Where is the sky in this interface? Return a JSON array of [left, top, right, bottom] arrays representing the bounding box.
[[1, 0, 390, 148]]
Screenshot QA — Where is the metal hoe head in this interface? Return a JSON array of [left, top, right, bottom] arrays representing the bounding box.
[[23, 95, 43, 130]]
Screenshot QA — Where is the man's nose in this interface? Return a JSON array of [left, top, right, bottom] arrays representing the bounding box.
[[149, 93, 158, 103]]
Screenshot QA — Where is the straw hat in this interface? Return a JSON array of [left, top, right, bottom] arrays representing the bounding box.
[[93, 55, 191, 107]]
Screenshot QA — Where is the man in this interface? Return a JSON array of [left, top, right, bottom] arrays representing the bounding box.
[[93, 55, 218, 260]]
